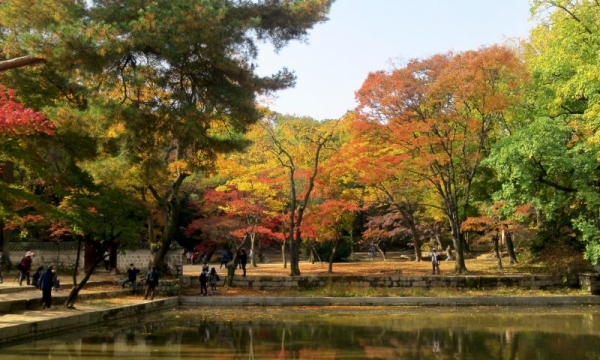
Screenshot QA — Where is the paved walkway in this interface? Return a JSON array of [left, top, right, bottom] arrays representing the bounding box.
[[0, 273, 177, 346]]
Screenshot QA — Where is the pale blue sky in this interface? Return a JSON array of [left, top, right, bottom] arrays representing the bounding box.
[[257, 0, 535, 120]]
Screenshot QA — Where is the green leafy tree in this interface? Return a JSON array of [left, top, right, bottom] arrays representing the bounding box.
[[59, 187, 148, 308], [259, 113, 338, 275], [486, 1, 600, 265], [0, 0, 334, 270]]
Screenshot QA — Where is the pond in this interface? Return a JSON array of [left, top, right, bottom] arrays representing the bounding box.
[[1, 306, 599, 359]]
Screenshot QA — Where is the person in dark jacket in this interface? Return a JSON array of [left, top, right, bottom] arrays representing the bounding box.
[[122, 263, 141, 293], [39, 265, 55, 309], [220, 250, 230, 269], [144, 267, 160, 300], [32, 266, 44, 289], [199, 267, 208, 296]]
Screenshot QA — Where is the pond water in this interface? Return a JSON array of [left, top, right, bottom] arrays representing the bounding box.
[[2, 306, 600, 359]]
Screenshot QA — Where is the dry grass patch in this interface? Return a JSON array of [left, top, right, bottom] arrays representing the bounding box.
[[184, 257, 550, 278]]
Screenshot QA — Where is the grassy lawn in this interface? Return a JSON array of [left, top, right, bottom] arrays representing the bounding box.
[[184, 255, 550, 278]]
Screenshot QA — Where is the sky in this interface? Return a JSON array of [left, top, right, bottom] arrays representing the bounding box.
[[256, 0, 536, 120]]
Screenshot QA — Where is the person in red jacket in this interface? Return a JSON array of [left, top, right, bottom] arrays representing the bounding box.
[[18, 251, 33, 286]]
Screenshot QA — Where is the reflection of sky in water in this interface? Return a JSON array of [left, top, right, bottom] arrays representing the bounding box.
[[1, 306, 599, 359]]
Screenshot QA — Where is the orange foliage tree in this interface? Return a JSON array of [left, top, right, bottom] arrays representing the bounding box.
[[0, 85, 54, 266], [258, 114, 338, 276], [302, 199, 358, 273], [354, 46, 528, 273]]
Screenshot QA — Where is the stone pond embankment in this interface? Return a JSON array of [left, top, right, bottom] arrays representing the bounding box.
[[181, 272, 600, 294], [0, 272, 599, 347]]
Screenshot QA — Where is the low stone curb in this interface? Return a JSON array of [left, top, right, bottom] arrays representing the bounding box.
[[179, 295, 600, 307], [0, 297, 179, 346], [0, 289, 133, 314], [0, 281, 115, 295]]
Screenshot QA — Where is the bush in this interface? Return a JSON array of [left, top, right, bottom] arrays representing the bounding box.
[[315, 238, 353, 262], [538, 242, 592, 276]]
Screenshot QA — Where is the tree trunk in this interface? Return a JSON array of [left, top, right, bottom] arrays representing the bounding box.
[[492, 233, 503, 270], [502, 229, 518, 264], [224, 252, 239, 288], [375, 244, 387, 262], [281, 239, 287, 269], [249, 232, 257, 267], [327, 241, 337, 273], [149, 175, 187, 272], [463, 231, 470, 253], [450, 215, 468, 273], [408, 220, 422, 262], [289, 237, 301, 276], [65, 237, 101, 308]]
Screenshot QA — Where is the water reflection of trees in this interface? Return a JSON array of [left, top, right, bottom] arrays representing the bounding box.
[[6, 312, 600, 359], [78, 320, 599, 359]]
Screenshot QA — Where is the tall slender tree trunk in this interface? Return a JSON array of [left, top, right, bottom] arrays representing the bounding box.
[[502, 229, 518, 264], [449, 213, 468, 273], [289, 236, 301, 276], [492, 233, 503, 270], [65, 237, 100, 308], [407, 220, 422, 262], [327, 241, 338, 273], [281, 239, 287, 269]]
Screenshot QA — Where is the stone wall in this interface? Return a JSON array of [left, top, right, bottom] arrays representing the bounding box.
[[182, 274, 581, 291], [10, 242, 82, 272], [9, 242, 183, 276]]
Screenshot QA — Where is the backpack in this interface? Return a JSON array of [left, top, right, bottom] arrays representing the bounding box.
[[16, 262, 22, 271], [147, 272, 155, 283]]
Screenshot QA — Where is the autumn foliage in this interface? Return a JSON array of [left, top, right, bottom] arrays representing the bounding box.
[[0, 85, 53, 136]]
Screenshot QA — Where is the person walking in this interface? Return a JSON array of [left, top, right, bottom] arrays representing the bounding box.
[[208, 267, 220, 294], [431, 248, 440, 275], [39, 265, 55, 309], [446, 245, 453, 261], [220, 249, 230, 269], [103, 250, 110, 271], [122, 263, 141, 293], [18, 251, 33, 286], [144, 267, 160, 300]]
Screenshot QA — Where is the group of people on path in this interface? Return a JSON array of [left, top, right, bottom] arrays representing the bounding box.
[[197, 248, 250, 295], [121, 263, 160, 300], [0, 250, 61, 308], [199, 263, 220, 296]]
